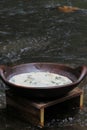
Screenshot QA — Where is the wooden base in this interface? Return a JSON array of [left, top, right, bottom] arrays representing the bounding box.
[[6, 87, 83, 127]]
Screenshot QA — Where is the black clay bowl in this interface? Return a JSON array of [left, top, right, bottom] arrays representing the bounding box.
[[0, 62, 87, 99]]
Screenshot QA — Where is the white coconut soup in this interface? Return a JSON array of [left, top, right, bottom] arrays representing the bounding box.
[[9, 72, 72, 87]]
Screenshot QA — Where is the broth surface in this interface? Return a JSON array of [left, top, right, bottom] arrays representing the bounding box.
[[9, 72, 72, 87]]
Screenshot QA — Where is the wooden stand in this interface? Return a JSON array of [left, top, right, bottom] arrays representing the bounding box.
[[6, 87, 83, 127]]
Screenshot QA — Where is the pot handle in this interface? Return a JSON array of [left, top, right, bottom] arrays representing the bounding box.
[[0, 65, 7, 73], [0, 65, 10, 91], [75, 65, 87, 82], [0, 65, 7, 79]]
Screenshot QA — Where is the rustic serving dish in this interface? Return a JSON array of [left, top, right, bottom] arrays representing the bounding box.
[[0, 62, 87, 99]]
